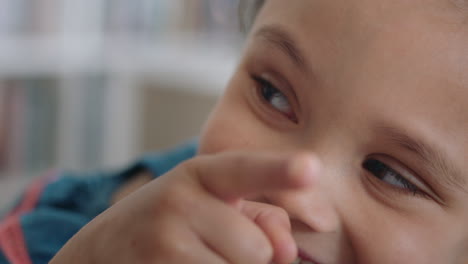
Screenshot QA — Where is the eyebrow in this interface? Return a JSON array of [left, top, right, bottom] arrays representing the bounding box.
[[375, 125, 467, 193], [254, 25, 308, 71], [448, 0, 468, 12]]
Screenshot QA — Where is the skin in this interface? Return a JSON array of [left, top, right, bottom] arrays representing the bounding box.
[[50, 0, 468, 263], [201, 0, 468, 262]]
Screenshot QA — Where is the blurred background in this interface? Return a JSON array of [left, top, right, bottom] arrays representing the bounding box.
[[0, 0, 243, 207]]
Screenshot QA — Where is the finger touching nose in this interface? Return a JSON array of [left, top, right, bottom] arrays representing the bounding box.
[[264, 159, 341, 234], [190, 151, 320, 202]]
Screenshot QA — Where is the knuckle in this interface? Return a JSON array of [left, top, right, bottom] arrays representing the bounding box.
[[267, 205, 289, 220], [255, 205, 289, 227], [270, 207, 290, 226], [276, 206, 289, 216]]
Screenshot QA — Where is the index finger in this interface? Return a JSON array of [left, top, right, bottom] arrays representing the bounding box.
[[188, 151, 320, 202]]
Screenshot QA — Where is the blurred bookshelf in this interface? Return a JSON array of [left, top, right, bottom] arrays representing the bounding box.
[[0, 0, 242, 178]]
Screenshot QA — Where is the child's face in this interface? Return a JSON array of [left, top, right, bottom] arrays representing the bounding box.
[[199, 0, 468, 262]]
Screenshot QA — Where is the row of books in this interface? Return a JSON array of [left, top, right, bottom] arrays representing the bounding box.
[[0, 78, 59, 177], [0, 76, 108, 178], [0, 0, 240, 37]]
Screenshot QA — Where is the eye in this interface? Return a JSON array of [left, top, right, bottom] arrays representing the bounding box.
[[363, 158, 426, 197], [252, 75, 297, 122]]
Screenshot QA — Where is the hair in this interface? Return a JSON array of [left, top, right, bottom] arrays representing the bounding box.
[[238, 0, 265, 33]]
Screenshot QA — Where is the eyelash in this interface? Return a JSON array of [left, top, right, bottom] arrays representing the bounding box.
[[252, 75, 429, 200], [252, 75, 298, 123], [363, 159, 429, 198]]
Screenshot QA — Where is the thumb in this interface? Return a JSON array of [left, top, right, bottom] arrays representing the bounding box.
[[238, 200, 297, 264]]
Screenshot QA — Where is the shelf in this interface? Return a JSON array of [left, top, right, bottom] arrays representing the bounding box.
[[0, 0, 243, 179], [0, 35, 242, 95], [0, 35, 242, 175]]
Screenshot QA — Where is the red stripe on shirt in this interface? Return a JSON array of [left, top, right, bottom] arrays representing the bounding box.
[[0, 170, 59, 264], [0, 217, 32, 264], [6, 170, 57, 218]]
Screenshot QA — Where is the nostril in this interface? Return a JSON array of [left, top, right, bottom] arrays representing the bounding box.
[[285, 194, 340, 234], [302, 205, 340, 233], [290, 218, 315, 232]]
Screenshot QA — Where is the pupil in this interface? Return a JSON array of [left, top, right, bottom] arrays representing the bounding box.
[[261, 84, 277, 101], [363, 159, 387, 179]]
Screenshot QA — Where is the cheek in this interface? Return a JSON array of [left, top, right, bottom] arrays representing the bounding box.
[[348, 212, 459, 263], [198, 116, 249, 155], [198, 95, 262, 155], [199, 80, 258, 154]]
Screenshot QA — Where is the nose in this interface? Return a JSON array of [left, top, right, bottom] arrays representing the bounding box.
[[264, 155, 340, 233], [257, 150, 359, 263], [266, 188, 340, 234]]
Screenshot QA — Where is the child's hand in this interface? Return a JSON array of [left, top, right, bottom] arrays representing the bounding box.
[[49, 152, 318, 264]]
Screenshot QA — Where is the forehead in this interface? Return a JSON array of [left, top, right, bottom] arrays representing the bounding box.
[[254, 0, 468, 90], [251, 0, 468, 181]]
